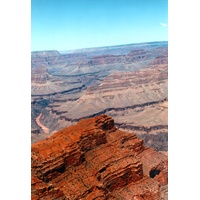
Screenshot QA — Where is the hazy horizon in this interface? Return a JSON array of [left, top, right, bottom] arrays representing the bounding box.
[[31, 40, 168, 53]]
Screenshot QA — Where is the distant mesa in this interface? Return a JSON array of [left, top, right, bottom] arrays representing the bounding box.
[[31, 50, 60, 57]]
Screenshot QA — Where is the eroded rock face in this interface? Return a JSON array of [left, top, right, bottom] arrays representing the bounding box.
[[31, 115, 168, 199]]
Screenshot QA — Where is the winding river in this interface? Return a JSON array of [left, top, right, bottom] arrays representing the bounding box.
[[35, 113, 49, 134]]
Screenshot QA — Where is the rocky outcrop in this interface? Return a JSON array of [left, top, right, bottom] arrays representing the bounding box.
[[31, 115, 168, 199]]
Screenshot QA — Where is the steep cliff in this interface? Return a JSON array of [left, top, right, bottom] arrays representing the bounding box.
[[31, 115, 168, 199]]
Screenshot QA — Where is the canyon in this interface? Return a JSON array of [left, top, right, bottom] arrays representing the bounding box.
[[31, 41, 168, 153], [31, 115, 168, 199]]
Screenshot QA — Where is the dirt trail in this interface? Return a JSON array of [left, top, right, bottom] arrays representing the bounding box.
[[35, 113, 49, 133]]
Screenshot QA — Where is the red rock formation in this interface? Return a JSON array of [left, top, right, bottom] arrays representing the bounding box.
[[31, 115, 168, 199]]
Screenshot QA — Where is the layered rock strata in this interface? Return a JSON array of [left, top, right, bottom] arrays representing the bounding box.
[[31, 115, 168, 199], [31, 42, 168, 154]]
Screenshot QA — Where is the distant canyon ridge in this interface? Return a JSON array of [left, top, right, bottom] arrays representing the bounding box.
[[31, 41, 168, 152]]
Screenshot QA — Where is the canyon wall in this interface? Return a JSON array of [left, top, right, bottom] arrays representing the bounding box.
[[31, 42, 168, 152]]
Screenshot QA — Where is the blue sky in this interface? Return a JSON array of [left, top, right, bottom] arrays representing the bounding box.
[[31, 0, 168, 51]]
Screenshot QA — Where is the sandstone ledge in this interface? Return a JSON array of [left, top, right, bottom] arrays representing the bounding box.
[[31, 115, 168, 199]]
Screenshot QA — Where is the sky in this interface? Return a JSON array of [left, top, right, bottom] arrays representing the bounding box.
[[31, 0, 168, 51]]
